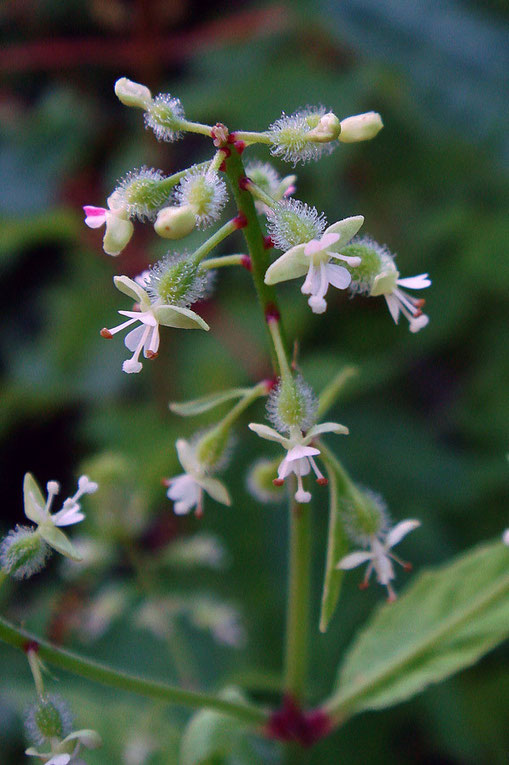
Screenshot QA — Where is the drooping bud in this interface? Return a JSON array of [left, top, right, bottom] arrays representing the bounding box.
[[247, 458, 286, 503], [0, 526, 51, 579], [268, 199, 327, 251], [194, 425, 231, 471], [267, 376, 318, 434], [144, 93, 185, 142], [102, 212, 134, 257], [25, 694, 73, 747], [307, 112, 341, 143], [173, 168, 227, 228], [154, 204, 197, 239], [339, 111, 383, 143], [340, 236, 389, 295], [114, 77, 152, 109]]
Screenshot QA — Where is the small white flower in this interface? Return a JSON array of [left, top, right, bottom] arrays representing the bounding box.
[[337, 519, 420, 601], [265, 216, 364, 313], [26, 728, 101, 764], [101, 274, 209, 374], [370, 263, 431, 332], [83, 192, 134, 256], [24, 474, 97, 529], [503, 529, 509, 546], [248, 421, 348, 503], [164, 439, 231, 517]]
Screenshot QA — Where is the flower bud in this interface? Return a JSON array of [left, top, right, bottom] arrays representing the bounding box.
[[25, 695, 73, 747], [115, 167, 169, 221], [195, 425, 231, 471], [307, 112, 341, 143], [267, 376, 318, 434], [268, 199, 326, 251], [114, 77, 152, 109], [339, 112, 383, 143], [339, 237, 388, 295], [0, 526, 51, 579], [269, 106, 337, 164], [247, 458, 285, 503], [103, 212, 134, 257], [154, 204, 197, 239], [145, 253, 210, 307]]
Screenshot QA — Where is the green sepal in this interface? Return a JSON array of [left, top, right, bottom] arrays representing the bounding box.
[[264, 243, 308, 285], [324, 215, 364, 251], [170, 388, 252, 417], [38, 524, 83, 562], [23, 473, 46, 523], [154, 304, 209, 330]]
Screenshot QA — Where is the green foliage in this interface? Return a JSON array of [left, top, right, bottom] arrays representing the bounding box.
[[330, 540, 509, 717]]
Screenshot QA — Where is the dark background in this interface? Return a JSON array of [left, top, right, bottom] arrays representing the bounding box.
[[0, 1, 508, 763]]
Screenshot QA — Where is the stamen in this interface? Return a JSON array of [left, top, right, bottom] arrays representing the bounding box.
[[308, 456, 327, 485], [101, 317, 138, 338], [386, 583, 397, 603]]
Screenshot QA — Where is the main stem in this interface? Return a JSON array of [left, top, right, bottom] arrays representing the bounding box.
[[224, 145, 312, 706], [284, 485, 312, 701], [0, 615, 267, 726]]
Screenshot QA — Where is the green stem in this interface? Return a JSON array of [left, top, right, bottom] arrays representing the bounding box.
[[27, 646, 45, 697], [200, 254, 246, 270], [268, 319, 291, 382], [191, 218, 239, 265], [0, 570, 7, 590], [283, 482, 312, 702], [223, 147, 286, 372], [217, 382, 268, 431], [317, 366, 358, 419], [178, 120, 214, 137], [158, 162, 210, 194], [232, 130, 272, 145], [243, 180, 278, 209], [0, 615, 267, 726]]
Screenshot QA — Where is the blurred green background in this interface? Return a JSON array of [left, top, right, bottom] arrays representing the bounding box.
[[0, 0, 508, 763]]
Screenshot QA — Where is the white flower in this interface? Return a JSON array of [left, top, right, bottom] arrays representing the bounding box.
[[21, 473, 97, 562], [164, 439, 230, 517], [83, 191, 134, 256], [337, 519, 420, 601], [101, 275, 209, 374], [26, 728, 101, 765], [248, 421, 348, 503], [370, 263, 431, 332], [265, 216, 364, 313]]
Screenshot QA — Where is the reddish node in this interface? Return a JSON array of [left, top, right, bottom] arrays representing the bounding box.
[[100, 328, 113, 339], [265, 303, 281, 323], [234, 212, 248, 229], [240, 255, 252, 271], [221, 146, 231, 159], [263, 235, 274, 250], [227, 133, 236, 144], [273, 478, 284, 487], [316, 477, 329, 486], [262, 376, 278, 393], [265, 695, 332, 747], [238, 175, 251, 191], [219, 160, 226, 172], [23, 640, 39, 654], [234, 140, 246, 154]]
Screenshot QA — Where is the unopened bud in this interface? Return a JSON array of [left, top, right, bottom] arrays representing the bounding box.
[[267, 376, 318, 433], [154, 204, 197, 239], [195, 425, 230, 470], [307, 112, 341, 143], [247, 458, 285, 503], [339, 112, 383, 143], [103, 212, 134, 256], [114, 77, 152, 109]]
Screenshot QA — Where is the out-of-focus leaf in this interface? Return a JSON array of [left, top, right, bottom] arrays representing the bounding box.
[[329, 540, 509, 717], [170, 388, 253, 417], [319, 453, 348, 633], [179, 687, 253, 765]]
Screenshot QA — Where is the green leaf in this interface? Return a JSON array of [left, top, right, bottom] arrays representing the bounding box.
[[328, 540, 509, 718], [38, 524, 83, 562], [170, 388, 252, 417], [179, 688, 250, 765], [319, 462, 348, 633]]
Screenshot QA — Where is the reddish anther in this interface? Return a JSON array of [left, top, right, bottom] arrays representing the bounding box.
[[266, 695, 332, 747], [273, 478, 284, 487], [240, 255, 252, 271], [233, 212, 248, 229], [263, 235, 274, 250], [265, 303, 280, 323], [238, 175, 251, 191], [316, 477, 328, 486], [146, 351, 159, 360], [100, 328, 113, 339]]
